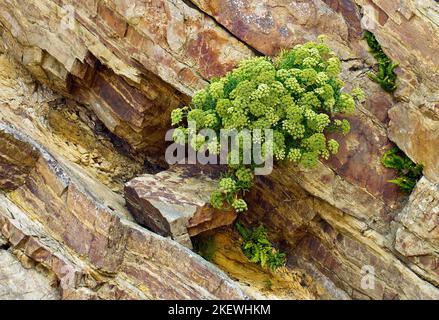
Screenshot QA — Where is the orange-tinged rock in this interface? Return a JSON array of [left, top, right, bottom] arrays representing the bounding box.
[[125, 166, 237, 248]]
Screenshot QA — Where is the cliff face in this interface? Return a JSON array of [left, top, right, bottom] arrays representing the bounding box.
[[0, 0, 438, 299]]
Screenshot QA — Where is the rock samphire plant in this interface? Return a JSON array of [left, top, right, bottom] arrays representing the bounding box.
[[236, 222, 286, 271], [171, 37, 364, 212], [381, 147, 423, 193], [363, 31, 398, 93]]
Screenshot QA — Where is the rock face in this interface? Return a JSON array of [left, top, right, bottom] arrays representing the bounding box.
[[0, 0, 253, 156], [0, 0, 438, 300], [192, 0, 363, 56], [394, 177, 439, 286], [359, 0, 439, 183], [0, 55, 247, 300], [0, 124, 247, 299], [125, 166, 237, 248], [188, 0, 439, 299]]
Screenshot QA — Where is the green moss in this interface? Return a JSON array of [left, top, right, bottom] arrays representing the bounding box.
[[381, 147, 423, 193], [236, 222, 286, 271], [363, 31, 398, 93]]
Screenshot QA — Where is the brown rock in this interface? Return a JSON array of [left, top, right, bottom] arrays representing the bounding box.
[[125, 166, 237, 248], [358, 0, 439, 182], [0, 130, 39, 191], [394, 177, 439, 285], [190, 0, 403, 236], [388, 104, 439, 183], [0, 0, 438, 301], [192, 0, 358, 56]]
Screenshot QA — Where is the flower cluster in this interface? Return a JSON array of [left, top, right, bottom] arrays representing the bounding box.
[[171, 38, 363, 212], [236, 222, 286, 271]]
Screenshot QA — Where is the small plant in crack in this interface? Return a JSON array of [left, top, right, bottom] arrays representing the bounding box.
[[363, 31, 398, 93], [236, 222, 286, 271], [171, 37, 363, 212], [193, 236, 216, 262], [381, 147, 423, 193]]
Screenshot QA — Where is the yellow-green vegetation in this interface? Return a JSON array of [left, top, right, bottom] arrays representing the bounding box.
[[381, 147, 423, 193], [236, 222, 286, 271], [363, 31, 398, 93], [171, 37, 363, 212]]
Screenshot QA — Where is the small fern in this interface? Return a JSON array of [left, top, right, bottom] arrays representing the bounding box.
[[363, 31, 398, 93], [236, 222, 286, 271], [171, 38, 363, 213], [381, 147, 423, 193]]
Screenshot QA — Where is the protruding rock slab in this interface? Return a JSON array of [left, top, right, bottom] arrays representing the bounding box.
[[125, 166, 237, 248], [191, 0, 361, 56]]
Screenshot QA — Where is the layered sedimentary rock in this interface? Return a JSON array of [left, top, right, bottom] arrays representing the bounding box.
[[191, 0, 363, 55], [0, 124, 247, 299], [0, 249, 60, 300], [0, 0, 253, 155], [186, 0, 439, 298], [394, 177, 439, 286], [355, 0, 439, 183], [0, 54, 144, 192], [194, 228, 335, 300]]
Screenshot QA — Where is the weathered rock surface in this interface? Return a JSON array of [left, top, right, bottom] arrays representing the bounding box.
[[242, 168, 439, 299], [0, 0, 253, 155], [125, 166, 237, 248], [191, 0, 363, 56], [189, 0, 404, 233], [0, 54, 145, 193], [187, 0, 439, 298], [394, 177, 439, 286], [0, 124, 247, 299], [195, 228, 332, 300], [357, 0, 439, 182], [0, 55, 248, 300]]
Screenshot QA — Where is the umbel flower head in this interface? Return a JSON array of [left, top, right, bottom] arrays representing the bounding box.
[[171, 37, 364, 212]]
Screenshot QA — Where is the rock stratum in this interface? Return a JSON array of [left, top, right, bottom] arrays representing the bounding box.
[[0, 0, 438, 299]]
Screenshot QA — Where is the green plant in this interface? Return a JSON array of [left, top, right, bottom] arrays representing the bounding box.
[[381, 147, 423, 193], [171, 37, 363, 212], [363, 31, 398, 93], [193, 236, 216, 261], [236, 222, 286, 271]]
